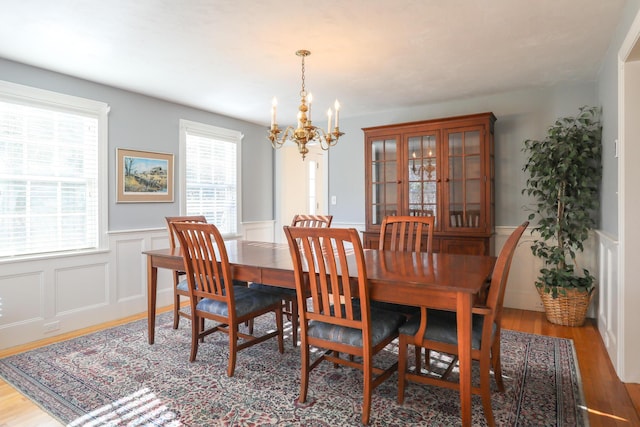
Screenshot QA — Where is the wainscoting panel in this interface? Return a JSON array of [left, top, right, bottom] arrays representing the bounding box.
[[497, 226, 599, 315], [0, 229, 164, 350], [55, 263, 109, 315], [497, 227, 545, 312], [148, 231, 181, 302], [0, 270, 44, 326], [116, 238, 146, 302], [0, 222, 280, 350], [0, 222, 605, 352], [595, 230, 619, 373]]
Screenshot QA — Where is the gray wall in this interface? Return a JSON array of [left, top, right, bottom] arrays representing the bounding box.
[[0, 58, 274, 230], [328, 83, 597, 227]]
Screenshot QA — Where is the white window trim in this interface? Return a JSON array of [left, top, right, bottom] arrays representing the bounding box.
[[0, 80, 110, 259], [179, 119, 243, 238]]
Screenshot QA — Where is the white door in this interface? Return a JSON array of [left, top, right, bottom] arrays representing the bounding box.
[[275, 143, 328, 242], [307, 147, 326, 215]]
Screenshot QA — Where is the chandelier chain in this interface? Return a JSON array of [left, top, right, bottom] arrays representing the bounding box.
[[300, 55, 306, 98]]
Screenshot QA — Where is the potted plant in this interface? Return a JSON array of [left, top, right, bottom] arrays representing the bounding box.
[[522, 105, 602, 326]]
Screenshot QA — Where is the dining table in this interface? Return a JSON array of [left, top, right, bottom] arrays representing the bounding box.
[[143, 239, 495, 426]]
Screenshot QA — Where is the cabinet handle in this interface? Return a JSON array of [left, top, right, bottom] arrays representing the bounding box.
[[445, 178, 450, 182]]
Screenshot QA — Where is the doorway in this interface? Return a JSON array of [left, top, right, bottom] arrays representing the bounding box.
[[274, 144, 328, 243]]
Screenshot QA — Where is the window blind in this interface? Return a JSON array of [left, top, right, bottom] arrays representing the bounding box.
[[0, 95, 100, 257], [185, 131, 238, 235]]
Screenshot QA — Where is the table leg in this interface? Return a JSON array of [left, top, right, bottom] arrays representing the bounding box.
[[457, 292, 473, 426], [147, 255, 158, 344]]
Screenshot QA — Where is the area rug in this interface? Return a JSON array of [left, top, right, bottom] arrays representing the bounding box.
[[0, 312, 588, 426]]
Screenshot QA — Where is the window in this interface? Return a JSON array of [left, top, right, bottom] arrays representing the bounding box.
[[179, 120, 242, 236], [0, 81, 108, 258]]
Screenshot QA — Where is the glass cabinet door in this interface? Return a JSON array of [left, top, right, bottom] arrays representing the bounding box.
[[406, 132, 438, 227], [445, 127, 483, 231], [370, 137, 398, 225]]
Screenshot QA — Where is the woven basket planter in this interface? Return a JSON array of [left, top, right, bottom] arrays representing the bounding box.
[[537, 287, 594, 327]]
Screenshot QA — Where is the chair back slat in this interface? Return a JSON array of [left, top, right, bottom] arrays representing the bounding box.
[[165, 215, 207, 249], [379, 215, 434, 254], [284, 226, 368, 332], [291, 214, 333, 228], [172, 222, 234, 307]]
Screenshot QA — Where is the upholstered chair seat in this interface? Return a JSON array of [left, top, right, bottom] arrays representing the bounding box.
[[197, 285, 282, 318], [308, 303, 405, 347], [399, 310, 493, 350]]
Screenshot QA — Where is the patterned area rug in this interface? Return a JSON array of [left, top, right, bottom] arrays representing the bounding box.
[[0, 312, 588, 426]]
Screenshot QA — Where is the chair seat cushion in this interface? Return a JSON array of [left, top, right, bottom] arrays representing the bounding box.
[[196, 285, 282, 318], [248, 282, 297, 298], [398, 310, 494, 350], [307, 304, 405, 347], [177, 278, 189, 292]]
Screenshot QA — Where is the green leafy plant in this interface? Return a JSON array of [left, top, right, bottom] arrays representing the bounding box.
[[522, 106, 602, 298]]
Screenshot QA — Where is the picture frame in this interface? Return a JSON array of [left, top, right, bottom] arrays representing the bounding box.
[[116, 148, 174, 203]]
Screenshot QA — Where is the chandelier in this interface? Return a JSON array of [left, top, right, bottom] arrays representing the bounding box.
[[268, 50, 344, 160]]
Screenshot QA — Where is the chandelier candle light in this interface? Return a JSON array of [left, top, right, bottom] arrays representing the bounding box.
[[268, 50, 344, 160]]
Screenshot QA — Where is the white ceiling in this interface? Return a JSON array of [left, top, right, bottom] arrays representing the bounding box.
[[0, 0, 626, 126]]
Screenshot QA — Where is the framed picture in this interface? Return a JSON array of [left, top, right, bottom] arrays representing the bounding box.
[[116, 148, 174, 203]]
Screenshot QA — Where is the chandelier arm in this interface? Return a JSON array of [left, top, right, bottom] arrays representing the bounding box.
[[311, 127, 337, 150], [277, 126, 296, 148]]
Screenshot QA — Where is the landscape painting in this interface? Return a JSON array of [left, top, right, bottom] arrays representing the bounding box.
[[116, 148, 174, 202]]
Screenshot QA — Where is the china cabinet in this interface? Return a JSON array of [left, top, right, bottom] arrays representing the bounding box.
[[363, 112, 496, 255]]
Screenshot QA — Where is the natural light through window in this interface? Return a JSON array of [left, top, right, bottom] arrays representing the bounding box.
[[0, 81, 108, 258], [179, 120, 242, 236], [68, 387, 180, 426]]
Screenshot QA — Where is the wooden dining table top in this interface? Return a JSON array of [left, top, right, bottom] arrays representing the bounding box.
[[144, 240, 496, 308]]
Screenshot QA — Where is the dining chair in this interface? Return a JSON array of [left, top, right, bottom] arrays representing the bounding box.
[[172, 222, 284, 376], [165, 215, 207, 329], [375, 215, 436, 370], [372, 215, 435, 316], [290, 214, 333, 228], [283, 225, 405, 425], [397, 221, 528, 426], [249, 214, 333, 347], [378, 214, 434, 253]]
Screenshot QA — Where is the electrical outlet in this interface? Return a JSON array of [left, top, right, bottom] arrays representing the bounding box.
[[44, 321, 60, 333], [331, 196, 337, 205]]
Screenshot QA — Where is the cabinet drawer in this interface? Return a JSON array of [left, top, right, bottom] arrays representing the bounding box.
[[440, 238, 488, 255]]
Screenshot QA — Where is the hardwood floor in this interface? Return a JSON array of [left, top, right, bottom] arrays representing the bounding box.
[[501, 308, 640, 426], [0, 307, 638, 426]]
